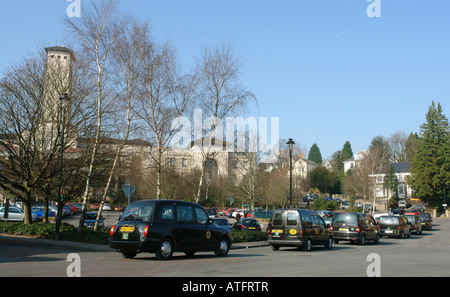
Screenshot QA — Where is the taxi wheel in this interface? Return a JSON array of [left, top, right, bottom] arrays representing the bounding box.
[[302, 239, 312, 252], [216, 238, 230, 257], [156, 238, 174, 260], [325, 237, 333, 249]]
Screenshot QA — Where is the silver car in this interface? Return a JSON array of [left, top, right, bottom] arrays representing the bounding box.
[[0, 206, 38, 222]]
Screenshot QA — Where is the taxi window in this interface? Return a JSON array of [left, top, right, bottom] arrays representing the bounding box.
[[194, 207, 209, 224], [177, 205, 195, 223], [302, 213, 312, 228]]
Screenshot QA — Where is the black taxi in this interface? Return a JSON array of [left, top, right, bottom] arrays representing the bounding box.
[[109, 200, 232, 260]]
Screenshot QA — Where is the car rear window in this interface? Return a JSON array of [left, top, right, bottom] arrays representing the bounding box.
[[333, 213, 357, 225], [122, 203, 154, 221], [379, 216, 398, 224], [287, 212, 298, 225], [272, 213, 283, 225]]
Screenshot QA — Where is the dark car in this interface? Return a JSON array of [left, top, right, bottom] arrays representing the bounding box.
[[84, 212, 104, 228], [233, 218, 261, 231], [109, 200, 232, 260], [331, 212, 380, 245], [419, 214, 432, 230], [268, 209, 333, 252], [213, 218, 233, 231], [405, 214, 423, 235], [379, 215, 411, 238]]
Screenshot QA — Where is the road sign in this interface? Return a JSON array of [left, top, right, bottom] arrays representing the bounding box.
[[122, 184, 136, 206]]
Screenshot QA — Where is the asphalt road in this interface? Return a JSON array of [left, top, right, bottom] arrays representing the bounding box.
[[1, 218, 449, 278]]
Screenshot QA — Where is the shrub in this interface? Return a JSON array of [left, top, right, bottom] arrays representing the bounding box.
[[0, 222, 109, 244], [231, 229, 267, 243]]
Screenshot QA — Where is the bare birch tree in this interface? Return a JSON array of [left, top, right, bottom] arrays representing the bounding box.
[[134, 23, 198, 199], [93, 21, 143, 230], [65, 0, 129, 231], [194, 42, 255, 203]]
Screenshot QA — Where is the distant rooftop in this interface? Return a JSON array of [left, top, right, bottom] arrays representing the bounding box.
[[45, 46, 76, 61]]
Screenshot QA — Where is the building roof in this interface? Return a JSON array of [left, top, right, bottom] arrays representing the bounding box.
[[45, 46, 77, 61], [392, 162, 411, 173]]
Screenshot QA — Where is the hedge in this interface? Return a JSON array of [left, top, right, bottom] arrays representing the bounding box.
[[0, 222, 109, 244]]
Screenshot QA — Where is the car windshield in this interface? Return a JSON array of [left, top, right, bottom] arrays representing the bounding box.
[[333, 213, 357, 225], [122, 203, 154, 221], [85, 213, 100, 220], [379, 216, 398, 224]]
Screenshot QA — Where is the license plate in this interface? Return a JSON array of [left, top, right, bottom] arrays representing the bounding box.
[[339, 228, 348, 231], [248, 227, 255, 229], [120, 226, 134, 232], [272, 229, 283, 233]]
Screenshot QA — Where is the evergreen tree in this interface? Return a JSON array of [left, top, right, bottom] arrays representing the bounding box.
[[410, 102, 450, 207], [308, 143, 322, 165], [405, 132, 419, 162], [342, 141, 353, 161]]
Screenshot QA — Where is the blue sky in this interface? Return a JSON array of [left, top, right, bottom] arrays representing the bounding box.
[[0, 0, 449, 159]]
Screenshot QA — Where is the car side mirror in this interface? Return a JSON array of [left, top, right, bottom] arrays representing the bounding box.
[[207, 218, 214, 225]]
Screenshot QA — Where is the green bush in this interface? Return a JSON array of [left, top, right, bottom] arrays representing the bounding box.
[[312, 196, 340, 210], [231, 229, 267, 243], [0, 222, 109, 244]]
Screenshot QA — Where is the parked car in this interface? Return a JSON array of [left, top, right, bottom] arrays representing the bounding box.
[[114, 205, 124, 211], [90, 203, 99, 211], [109, 200, 232, 260], [84, 212, 104, 228], [331, 212, 380, 245], [398, 200, 407, 208], [268, 209, 333, 251], [225, 208, 236, 217], [405, 214, 423, 235], [378, 215, 411, 238], [66, 203, 81, 213], [233, 218, 261, 231], [213, 218, 233, 231], [0, 206, 38, 222], [102, 203, 112, 211], [64, 203, 75, 213], [31, 206, 56, 220]]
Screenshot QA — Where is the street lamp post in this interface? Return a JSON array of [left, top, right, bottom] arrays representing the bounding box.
[[286, 138, 295, 208], [55, 93, 70, 240]]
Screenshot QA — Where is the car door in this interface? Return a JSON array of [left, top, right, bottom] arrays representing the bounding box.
[[8, 207, 23, 221], [311, 214, 326, 244], [175, 204, 198, 250], [194, 206, 219, 250]]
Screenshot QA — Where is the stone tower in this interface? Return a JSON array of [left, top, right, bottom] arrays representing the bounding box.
[[42, 46, 76, 148]]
